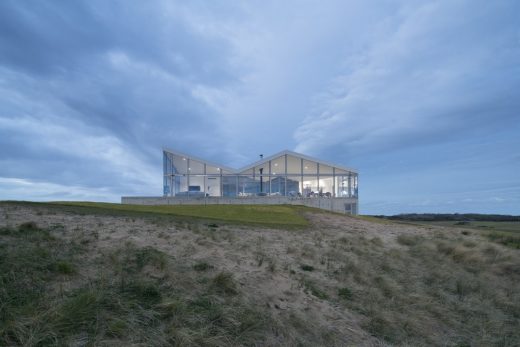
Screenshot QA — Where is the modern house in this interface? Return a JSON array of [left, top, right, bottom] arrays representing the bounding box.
[[122, 148, 359, 214]]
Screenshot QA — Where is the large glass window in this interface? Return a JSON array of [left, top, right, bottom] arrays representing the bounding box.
[[206, 164, 222, 175], [162, 151, 357, 200], [336, 174, 352, 197], [189, 159, 204, 174], [353, 174, 359, 198], [319, 176, 334, 197], [268, 176, 285, 196], [205, 176, 220, 196], [253, 163, 269, 194], [172, 155, 188, 174], [286, 176, 302, 196], [270, 156, 286, 175], [188, 175, 205, 194], [319, 164, 334, 175], [302, 159, 317, 176], [302, 177, 319, 197], [238, 175, 257, 196], [222, 176, 238, 197], [286, 155, 302, 174]]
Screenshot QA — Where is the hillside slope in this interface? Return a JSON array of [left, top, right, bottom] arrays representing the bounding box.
[[1, 202, 519, 346]]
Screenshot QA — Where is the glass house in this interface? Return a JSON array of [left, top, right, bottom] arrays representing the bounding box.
[[163, 148, 358, 199]]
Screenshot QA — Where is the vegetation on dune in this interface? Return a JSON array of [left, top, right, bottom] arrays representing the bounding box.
[[330, 232, 520, 345], [0, 222, 272, 346], [1, 203, 519, 346]]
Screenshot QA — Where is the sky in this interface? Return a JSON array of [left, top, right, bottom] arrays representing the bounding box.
[[0, 0, 519, 215]]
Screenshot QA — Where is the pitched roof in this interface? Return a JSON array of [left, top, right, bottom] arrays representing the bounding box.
[[236, 150, 358, 173], [162, 147, 235, 173], [163, 148, 357, 174]]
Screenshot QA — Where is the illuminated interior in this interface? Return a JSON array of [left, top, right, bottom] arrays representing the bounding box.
[[163, 149, 358, 198]]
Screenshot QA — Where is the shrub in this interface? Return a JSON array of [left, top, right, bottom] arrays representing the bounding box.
[[338, 287, 353, 300], [300, 264, 314, 272], [396, 234, 422, 246], [211, 272, 238, 296], [193, 262, 212, 271], [18, 221, 38, 231], [51, 260, 76, 275], [129, 247, 168, 271], [302, 279, 328, 300]]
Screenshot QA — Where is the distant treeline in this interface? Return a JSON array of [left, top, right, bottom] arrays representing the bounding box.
[[372, 213, 520, 222]]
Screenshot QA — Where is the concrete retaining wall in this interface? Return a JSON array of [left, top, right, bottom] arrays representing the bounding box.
[[121, 196, 358, 215]]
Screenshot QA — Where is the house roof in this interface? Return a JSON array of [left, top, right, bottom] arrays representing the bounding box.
[[162, 147, 236, 173], [235, 149, 358, 174], [162, 147, 358, 174]]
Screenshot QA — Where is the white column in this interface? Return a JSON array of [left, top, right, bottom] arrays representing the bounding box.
[[284, 154, 288, 196]]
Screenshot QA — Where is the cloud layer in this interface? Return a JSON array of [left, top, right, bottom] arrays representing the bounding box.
[[1, 0, 519, 214]]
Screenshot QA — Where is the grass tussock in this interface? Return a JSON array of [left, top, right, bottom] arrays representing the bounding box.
[[0, 223, 272, 346], [486, 230, 520, 249], [332, 230, 520, 346], [1, 202, 519, 346]]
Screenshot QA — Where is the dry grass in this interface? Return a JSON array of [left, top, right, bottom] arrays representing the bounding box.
[[1, 201, 519, 346]]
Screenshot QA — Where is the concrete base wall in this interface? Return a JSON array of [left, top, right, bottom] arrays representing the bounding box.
[[121, 196, 358, 215]]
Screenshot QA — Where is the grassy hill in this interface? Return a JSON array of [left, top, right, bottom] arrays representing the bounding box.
[[1, 201, 519, 346]]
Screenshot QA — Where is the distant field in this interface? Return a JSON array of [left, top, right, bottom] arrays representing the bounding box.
[[48, 201, 309, 227], [412, 220, 520, 233], [399, 220, 520, 249]]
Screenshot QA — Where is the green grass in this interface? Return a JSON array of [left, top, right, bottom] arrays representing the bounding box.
[[300, 264, 315, 272], [337, 287, 353, 300], [301, 279, 328, 300], [486, 230, 520, 249], [47, 201, 309, 227], [0, 222, 272, 346]]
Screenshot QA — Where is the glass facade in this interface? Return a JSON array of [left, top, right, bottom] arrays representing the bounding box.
[[163, 150, 358, 198]]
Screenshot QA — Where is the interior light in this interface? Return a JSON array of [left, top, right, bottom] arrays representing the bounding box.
[[304, 166, 308, 169], [274, 163, 278, 167], [182, 158, 186, 160]]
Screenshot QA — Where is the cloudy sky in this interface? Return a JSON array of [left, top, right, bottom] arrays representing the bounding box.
[[1, 0, 519, 214]]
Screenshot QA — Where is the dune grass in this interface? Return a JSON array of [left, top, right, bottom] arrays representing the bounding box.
[[329, 231, 520, 346], [3, 203, 519, 346], [0, 222, 272, 346]]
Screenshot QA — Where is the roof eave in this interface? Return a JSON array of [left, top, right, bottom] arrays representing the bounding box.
[[162, 147, 236, 173]]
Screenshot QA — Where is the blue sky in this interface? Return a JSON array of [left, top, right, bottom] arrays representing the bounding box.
[[0, 1, 519, 215]]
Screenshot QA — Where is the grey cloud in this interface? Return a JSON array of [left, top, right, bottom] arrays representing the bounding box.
[[0, 1, 239, 197], [0, 0, 518, 214], [294, 1, 520, 158]]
